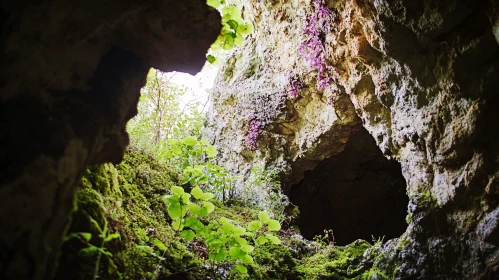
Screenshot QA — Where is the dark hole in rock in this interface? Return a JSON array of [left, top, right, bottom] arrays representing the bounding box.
[[290, 127, 409, 245]]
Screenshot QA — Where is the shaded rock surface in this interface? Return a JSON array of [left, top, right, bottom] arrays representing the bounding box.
[[0, 1, 220, 279], [205, 0, 499, 279]]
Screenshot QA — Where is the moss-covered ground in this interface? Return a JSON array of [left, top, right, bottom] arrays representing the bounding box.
[[56, 147, 395, 280]]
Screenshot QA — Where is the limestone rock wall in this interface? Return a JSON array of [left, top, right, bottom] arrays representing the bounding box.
[[205, 0, 499, 278], [0, 1, 220, 279]]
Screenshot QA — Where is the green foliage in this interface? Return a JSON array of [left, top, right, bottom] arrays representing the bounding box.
[[65, 217, 121, 280], [206, 0, 254, 64], [127, 69, 206, 156], [159, 137, 241, 203], [163, 185, 281, 277], [242, 165, 287, 222]]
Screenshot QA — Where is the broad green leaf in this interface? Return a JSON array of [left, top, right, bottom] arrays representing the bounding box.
[[191, 186, 204, 200], [187, 203, 201, 215], [167, 204, 182, 219], [180, 230, 195, 241], [268, 220, 281, 231], [163, 195, 179, 205], [235, 237, 248, 245], [236, 264, 248, 274], [258, 211, 270, 224], [266, 234, 281, 245], [203, 202, 215, 214], [222, 221, 235, 232], [215, 249, 227, 262], [256, 236, 267, 245], [201, 192, 214, 201], [172, 220, 184, 231], [198, 207, 209, 217], [104, 233, 120, 242], [233, 226, 246, 236], [183, 136, 198, 146], [205, 145, 218, 157], [153, 238, 167, 251], [226, 19, 239, 30], [207, 0, 221, 9], [219, 217, 230, 224], [229, 247, 246, 259], [247, 221, 262, 232], [239, 23, 254, 35], [79, 246, 99, 257], [171, 186, 185, 196], [242, 254, 254, 264], [241, 245, 254, 253], [181, 193, 191, 204]]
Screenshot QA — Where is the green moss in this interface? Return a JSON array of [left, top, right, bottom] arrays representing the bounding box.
[[250, 245, 300, 279]]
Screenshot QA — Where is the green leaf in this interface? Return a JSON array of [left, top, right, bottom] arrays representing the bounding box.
[[241, 245, 254, 253], [256, 236, 267, 245], [171, 186, 185, 196], [235, 264, 248, 274], [180, 230, 196, 241], [229, 247, 246, 259], [79, 246, 99, 257], [226, 19, 239, 30], [153, 238, 167, 251], [258, 211, 270, 224], [235, 237, 248, 246], [207, 54, 217, 64], [167, 204, 183, 219], [215, 249, 227, 262], [222, 221, 235, 232], [268, 220, 281, 231], [181, 193, 191, 204], [242, 254, 254, 264], [201, 192, 214, 201], [205, 145, 218, 157], [64, 232, 92, 242], [163, 195, 179, 205], [191, 186, 204, 200], [104, 233, 120, 242], [207, 0, 221, 9], [187, 203, 201, 215], [183, 136, 198, 146], [233, 226, 246, 236], [266, 234, 281, 245], [203, 202, 215, 214], [247, 221, 262, 232], [172, 220, 184, 231]]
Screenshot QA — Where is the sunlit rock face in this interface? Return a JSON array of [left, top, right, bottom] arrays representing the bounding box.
[[0, 1, 220, 279], [206, 0, 499, 278]]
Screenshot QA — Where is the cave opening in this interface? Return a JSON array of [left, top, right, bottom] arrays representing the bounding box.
[[290, 127, 409, 245]]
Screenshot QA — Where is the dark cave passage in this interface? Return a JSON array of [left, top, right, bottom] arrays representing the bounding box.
[[290, 128, 409, 245]]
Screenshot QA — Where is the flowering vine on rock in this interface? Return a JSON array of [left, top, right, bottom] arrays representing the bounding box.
[[288, 76, 303, 97], [299, 0, 333, 90], [244, 114, 262, 151]]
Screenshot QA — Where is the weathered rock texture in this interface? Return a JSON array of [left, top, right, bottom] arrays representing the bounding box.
[[0, 1, 220, 279], [206, 0, 499, 278]]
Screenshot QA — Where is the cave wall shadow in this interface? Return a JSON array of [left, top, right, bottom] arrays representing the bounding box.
[[290, 127, 409, 245]]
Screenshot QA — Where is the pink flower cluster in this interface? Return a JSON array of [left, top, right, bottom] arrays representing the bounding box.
[[289, 77, 302, 97], [299, 0, 332, 90], [244, 118, 262, 151]]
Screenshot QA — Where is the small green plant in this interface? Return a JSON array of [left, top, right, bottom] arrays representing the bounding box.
[[163, 185, 281, 277], [243, 165, 287, 222], [206, 0, 254, 64], [64, 217, 121, 280], [159, 136, 242, 204]]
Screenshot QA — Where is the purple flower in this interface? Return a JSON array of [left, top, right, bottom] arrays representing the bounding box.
[[244, 119, 261, 151], [299, 0, 331, 89]]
